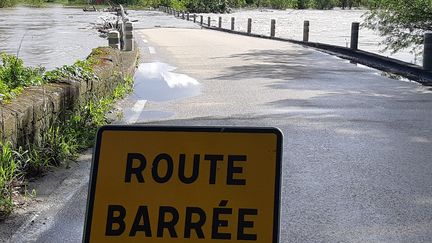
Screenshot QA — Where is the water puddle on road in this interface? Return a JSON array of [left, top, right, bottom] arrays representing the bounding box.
[[131, 62, 201, 101], [121, 62, 201, 123]]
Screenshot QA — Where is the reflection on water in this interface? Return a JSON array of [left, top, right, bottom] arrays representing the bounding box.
[[119, 61, 201, 123], [0, 6, 105, 69], [132, 62, 201, 101]]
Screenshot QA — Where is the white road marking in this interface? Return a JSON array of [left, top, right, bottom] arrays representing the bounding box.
[[148, 46, 156, 54], [128, 100, 147, 124]]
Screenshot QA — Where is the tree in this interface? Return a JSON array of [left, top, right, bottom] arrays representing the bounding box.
[[363, 0, 432, 55], [337, 0, 361, 9], [0, 0, 18, 7], [309, 0, 336, 9]]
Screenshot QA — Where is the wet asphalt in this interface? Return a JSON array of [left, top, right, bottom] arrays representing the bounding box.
[[28, 10, 432, 243]]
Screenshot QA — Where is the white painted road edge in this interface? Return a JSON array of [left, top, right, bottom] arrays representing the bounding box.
[[127, 100, 148, 124]]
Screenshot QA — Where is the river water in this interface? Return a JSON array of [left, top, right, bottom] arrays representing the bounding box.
[[202, 9, 420, 65], [0, 6, 105, 69]]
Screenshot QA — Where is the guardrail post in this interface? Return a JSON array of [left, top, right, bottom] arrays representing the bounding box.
[[219, 17, 222, 28], [351, 22, 359, 50], [108, 30, 120, 49], [208, 17, 211, 27], [193, 14, 196, 23], [424, 32, 432, 71], [124, 21, 134, 51], [200, 15, 203, 25], [231, 17, 235, 31], [303, 20, 309, 42], [270, 19, 276, 38], [187, 13, 189, 21], [247, 18, 252, 34]]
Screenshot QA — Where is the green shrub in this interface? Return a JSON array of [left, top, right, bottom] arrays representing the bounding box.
[[26, 0, 45, 7], [0, 0, 18, 8], [0, 53, 45, 101]]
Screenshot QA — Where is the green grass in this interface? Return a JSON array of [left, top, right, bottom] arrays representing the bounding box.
[[0, 143, 24, 217]]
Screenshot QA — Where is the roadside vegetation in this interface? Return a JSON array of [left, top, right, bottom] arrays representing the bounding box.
[[0, 49, 134, 218], [0, 0, 17, 7], [0, 54, 44, 102], [363, 0, 432, 55]]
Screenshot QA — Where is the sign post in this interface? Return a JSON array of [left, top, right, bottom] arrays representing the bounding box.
[[83, 126, 282, 243]]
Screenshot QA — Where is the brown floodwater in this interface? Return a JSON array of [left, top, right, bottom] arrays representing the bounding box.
[[0, 5, 105, 69]]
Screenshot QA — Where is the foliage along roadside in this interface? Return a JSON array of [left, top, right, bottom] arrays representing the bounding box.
[[363, 0, 432, 55], [0, 49, 134, 219], [0, 54, 45, 102]]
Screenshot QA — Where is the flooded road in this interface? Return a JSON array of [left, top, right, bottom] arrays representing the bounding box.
[[0, 6, 105, 69]]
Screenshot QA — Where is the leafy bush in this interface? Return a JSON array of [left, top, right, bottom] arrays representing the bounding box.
[[363, 0, 432, 55], [0, 53, 45, 101], [0, 0, 18, 8], [26, 0, 45, 7]]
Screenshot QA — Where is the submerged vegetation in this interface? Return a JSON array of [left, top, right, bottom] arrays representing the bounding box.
[[0, 50, 134, 217]]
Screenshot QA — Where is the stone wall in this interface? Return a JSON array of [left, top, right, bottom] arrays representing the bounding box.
[[0, 47, 139, 148]]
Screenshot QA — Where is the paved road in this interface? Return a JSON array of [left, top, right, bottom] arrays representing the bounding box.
[[15, 10, 432, 242]]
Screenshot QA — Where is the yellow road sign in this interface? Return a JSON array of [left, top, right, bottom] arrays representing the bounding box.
[[83, 126, 282, 243]]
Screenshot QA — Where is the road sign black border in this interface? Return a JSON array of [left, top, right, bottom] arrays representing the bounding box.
[[83, 125, 283, 243]]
